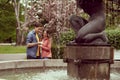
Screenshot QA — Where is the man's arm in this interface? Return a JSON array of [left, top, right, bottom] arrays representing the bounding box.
[[27, 43, 39, 48], [26, 32, 41, 47], [27, 42, 43, 47]]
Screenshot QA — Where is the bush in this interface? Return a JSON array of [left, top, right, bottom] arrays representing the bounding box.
[[60, 29, 75, 45], [106, 29, 120, 49], [51, 29, 75, 58], [51, 29, 120, 59], [51, 45, 64, 59], [60, 29, 120, 49]]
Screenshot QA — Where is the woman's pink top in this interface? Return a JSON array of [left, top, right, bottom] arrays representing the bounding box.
[[41, 38, 52, 58]]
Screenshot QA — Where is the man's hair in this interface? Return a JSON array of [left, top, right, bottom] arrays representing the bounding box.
[[33, 22, 43, 27]]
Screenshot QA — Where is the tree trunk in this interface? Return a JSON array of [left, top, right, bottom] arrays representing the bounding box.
[[13, 0, 29, 45], [20, 0, 29, 45], [13, 0, 21, 45]]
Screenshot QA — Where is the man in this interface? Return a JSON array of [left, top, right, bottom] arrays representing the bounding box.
[[26, 22, 44, 59]]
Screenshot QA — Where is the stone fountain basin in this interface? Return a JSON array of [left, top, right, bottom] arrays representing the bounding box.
[[0, 59, 120, 70], [0, 59, 120, 80], [0, 59, 67, 70]]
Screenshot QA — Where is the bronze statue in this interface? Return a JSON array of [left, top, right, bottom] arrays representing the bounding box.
[[69, 0, 108, 44]]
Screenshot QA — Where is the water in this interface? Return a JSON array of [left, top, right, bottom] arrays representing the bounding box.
[[0, 68, 120, 80], [0, 68, 77, 80], [0, 50, 120, 80]]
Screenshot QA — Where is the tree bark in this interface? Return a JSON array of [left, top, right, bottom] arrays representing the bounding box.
[[13, 0, 29, 45], [13, 0, 21, 45]]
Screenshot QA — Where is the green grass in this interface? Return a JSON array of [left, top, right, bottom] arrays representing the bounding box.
[[0, 46, 26, 54]]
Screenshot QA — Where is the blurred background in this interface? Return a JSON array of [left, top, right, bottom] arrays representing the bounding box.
[[0, 0, 119, 59]]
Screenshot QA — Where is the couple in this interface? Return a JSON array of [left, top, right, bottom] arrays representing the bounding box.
[[26, 22, 52, 59]]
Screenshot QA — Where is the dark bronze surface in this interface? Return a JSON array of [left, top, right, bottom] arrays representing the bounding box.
[[69, 0, 108, 44]]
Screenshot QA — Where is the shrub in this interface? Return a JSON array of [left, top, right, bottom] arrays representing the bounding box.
[[60, 29, 120, 49], [60, 29, 75, 45], [106, 29, 120, 49], [51, 29, 120, 59], [51, 45, 64, 59]]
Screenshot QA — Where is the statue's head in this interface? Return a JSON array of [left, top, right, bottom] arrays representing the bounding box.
[[76, 0, 103, 8], [75, 0, 104, 15]]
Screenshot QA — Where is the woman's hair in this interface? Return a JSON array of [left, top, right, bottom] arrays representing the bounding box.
[[43, 30, 51, 38]]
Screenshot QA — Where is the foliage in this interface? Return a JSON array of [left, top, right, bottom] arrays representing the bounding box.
[[106, 29, 120, 49], [105, 0, 120, 28], [60, 29, 75, 45], [26, 0, 120, 46], [51, 45, 64, 59], [27, 0, 78, 34], [0, 0, 26, 43], [52, 29, 120, 58], [0, 0, 16, 43], [59, 29, 120, 49]]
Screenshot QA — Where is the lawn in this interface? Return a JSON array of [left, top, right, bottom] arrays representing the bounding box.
[[0, 46, 26, 54]]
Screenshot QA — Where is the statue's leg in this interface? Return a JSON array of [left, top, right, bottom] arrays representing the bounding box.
[[69, 15, 88, 34], [75, 18, 106, 43], [83, 31, 108, 43]]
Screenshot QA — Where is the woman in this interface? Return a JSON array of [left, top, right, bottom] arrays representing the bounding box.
[[39, 30, 52, 59]]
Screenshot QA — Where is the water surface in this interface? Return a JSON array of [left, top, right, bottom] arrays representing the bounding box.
[[0, 68, 120, 80]]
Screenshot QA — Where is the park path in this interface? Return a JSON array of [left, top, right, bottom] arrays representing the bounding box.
[[0, 43, 26, 61], [0, 53, 26, 61], [0, 50, 120, 61]]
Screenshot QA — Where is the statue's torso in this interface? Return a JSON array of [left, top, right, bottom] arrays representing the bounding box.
[[77, 0, 104, 16]]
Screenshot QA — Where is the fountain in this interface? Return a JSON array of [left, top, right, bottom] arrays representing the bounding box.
[[64, 45, 114, 80], [64, 0, 114, 80], [0, 59, 120, 80]]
